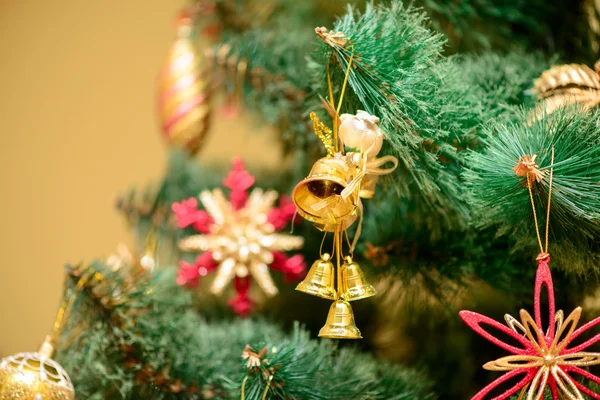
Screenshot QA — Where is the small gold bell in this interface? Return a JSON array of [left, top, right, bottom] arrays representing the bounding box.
[[295, 253, 336, 300], [318, 300, 362, 339], [341, 256, 376, 301], [292, 157, 359, 232]]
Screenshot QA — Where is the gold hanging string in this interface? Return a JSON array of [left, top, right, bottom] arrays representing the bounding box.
[[241, 376, 248, 399], [527, 175, 544, 254], [325, 44, 355, 153], [326, 60, 338, 151], [261, 375, 273, 400], [52, 264, 93, 340], [526, 146, 555, 256], [545, 146, 555, 253], [319, 231, 328, 258], [336, 45, 355, 117], [331, 222, 338, 257], [344, 228, 353, 258], [335, 225, 343, 295], [350, 202, 363, 253], [240, 372, 274, 400]]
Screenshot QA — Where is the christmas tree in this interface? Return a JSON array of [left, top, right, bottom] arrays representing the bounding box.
[[1, 0, 600, 399]]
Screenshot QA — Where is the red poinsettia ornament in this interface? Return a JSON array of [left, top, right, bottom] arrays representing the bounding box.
[[460, 254, 600, 400], [172, 158, 306, 316]]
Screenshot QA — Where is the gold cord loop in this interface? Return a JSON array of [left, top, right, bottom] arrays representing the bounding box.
[[526, 146, 555, 255]]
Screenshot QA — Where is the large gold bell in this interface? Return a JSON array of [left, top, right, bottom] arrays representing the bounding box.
[[341, 256, 377, 301], [295, 253, 336, 300], [318, 300, 362, 339], [292, 156, 359, 232]]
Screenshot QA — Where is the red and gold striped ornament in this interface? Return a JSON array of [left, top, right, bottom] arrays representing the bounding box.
[[158, 8, 211, 155]]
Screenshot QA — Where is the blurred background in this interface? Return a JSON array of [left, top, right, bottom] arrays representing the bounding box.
[[0, 0, 282, 356]]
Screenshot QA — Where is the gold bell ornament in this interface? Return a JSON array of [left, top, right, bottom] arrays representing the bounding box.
[[319, 300, 363, 339], [341, 256, 376, 301], [295, 253, 336, 300], [292, 45, 398, 338], [292, 154, 360, 232]]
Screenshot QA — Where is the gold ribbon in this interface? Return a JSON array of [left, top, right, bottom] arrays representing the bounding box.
[[341, 153, 399, 201], [340, 142, 398, 253]]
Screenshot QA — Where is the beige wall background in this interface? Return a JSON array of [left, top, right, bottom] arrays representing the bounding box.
[[0, 0, 280, 356]]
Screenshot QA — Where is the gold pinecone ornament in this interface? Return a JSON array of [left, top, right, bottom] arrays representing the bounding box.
[[531, 59, 600, 118], [0, 337, 74, 400], [584, 0, 600, 54]]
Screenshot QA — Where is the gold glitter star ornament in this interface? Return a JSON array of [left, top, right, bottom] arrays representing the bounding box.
[[0, 337, 74, 400]]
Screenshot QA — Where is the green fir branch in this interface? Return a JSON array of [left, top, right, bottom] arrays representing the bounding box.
[[308, 1, 486, 231], [465, 107, 600, 243], [56, 261, 435, 399]]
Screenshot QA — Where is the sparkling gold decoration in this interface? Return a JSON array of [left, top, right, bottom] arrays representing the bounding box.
[[513, 154, 545, 184], [179, 188, 304, 297], [0, 337, 74, 400], [310, 112, 335, 156], [531, 60, 600, 119], [341, 256, 376, 301], [296, 253, 336, 300], [319, 300, 362, 339]]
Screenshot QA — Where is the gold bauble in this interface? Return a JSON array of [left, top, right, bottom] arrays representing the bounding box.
[[0, 338, 74, 400]]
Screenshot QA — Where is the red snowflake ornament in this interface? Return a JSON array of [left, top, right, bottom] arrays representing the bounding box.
[[172, 158, 306, 316], [460, 254, 600, 399]]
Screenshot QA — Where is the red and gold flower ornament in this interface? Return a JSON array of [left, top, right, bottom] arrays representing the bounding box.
[[460, 254, 600, 399], [172, 158, 305, 316]]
